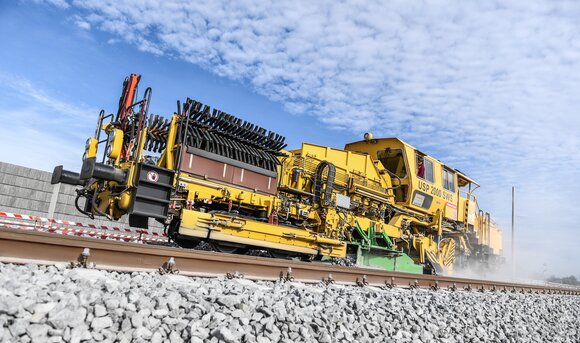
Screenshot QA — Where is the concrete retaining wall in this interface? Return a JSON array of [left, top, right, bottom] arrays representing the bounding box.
[[0, 161, 164, 233]]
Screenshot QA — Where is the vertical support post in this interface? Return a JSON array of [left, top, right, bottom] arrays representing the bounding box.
[[511, 186, 515, 281], [47, 183, 61, 218]]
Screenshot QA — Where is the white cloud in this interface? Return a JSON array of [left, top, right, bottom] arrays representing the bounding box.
[[33, 0, 580, 275], [0, 73, 94, 121], [32, 0, 69, 9], [75, 19, 91, 30], [0, 73, 96, 171]]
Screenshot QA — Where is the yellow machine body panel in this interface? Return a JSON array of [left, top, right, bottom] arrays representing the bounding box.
[[180, 209, 346, 257], [281, 142, 393, 201], [344, 138, 483, 229], [489, 222, 503, 256], [288, 143, 391, 188]]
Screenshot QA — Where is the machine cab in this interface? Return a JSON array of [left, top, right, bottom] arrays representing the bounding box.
[[345, 136, 479, 226]]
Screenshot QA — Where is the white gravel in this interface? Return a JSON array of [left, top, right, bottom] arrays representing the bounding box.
[[0, 263, 578, 343]]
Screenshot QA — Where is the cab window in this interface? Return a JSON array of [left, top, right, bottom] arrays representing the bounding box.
[[377, 149, 407, 178], [416, 153, 434, 183], [443, 168, 456, 192]]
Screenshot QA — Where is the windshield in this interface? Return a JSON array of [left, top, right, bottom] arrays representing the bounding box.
[[377, 149, 407, 178]]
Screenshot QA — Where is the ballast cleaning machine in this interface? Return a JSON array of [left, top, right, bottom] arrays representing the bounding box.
[[52, 74, 502, 275]]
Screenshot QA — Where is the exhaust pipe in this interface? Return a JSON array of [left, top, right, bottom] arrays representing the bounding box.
[[51, 165, 85, 185]]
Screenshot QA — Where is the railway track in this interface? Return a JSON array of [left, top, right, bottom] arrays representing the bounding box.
[[0, 227, 578, 295]]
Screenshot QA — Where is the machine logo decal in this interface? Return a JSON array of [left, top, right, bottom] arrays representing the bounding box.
[[147, 171, 159, 183]]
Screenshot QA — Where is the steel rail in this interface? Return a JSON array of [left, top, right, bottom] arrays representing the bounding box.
[[0, 228, 578, 295]]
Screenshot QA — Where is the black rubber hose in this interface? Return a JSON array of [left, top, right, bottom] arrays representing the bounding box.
[[313, 161, 336, 207], [74, 191, 94, 220]]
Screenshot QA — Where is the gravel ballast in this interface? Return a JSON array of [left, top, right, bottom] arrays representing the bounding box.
[[0, 263, 578, 343]]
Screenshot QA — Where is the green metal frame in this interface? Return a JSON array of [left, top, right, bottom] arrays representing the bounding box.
[[351, 222, 422, 274]]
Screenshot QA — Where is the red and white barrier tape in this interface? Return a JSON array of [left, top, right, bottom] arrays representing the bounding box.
[[0, 211, 166, 237], [0, 220, 165, 242]]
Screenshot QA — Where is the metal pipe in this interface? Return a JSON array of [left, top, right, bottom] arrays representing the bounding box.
[[354, 188, 390, 203], [174, 101, 191, 186]]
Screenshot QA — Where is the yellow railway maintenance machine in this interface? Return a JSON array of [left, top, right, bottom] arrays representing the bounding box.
[[52, 74, 502, 275]]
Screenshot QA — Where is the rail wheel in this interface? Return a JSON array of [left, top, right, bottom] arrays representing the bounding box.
[[269, 249, 313, 261], [212, 242, 247, 254], [175, 236, 201, 249]]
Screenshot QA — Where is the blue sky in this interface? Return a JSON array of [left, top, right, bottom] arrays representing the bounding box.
[[1, 1, 579, 277]]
